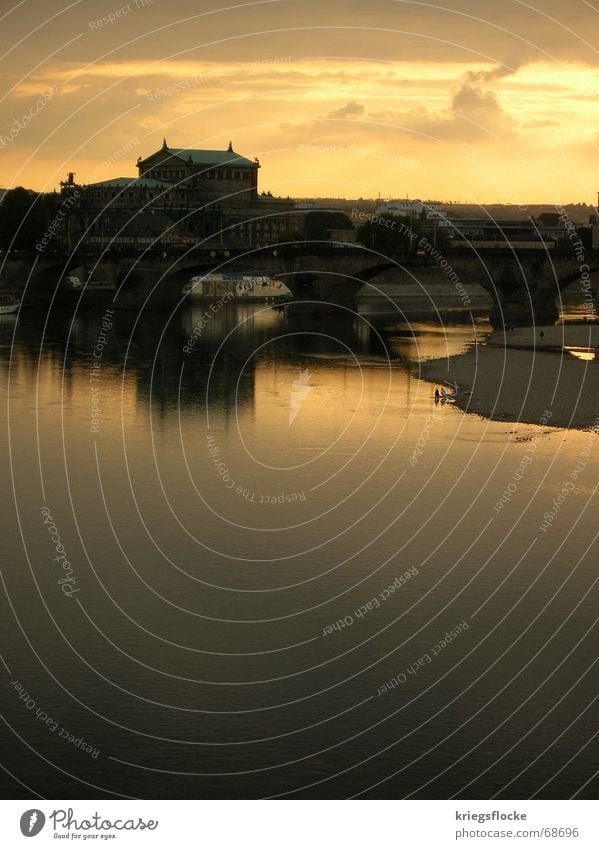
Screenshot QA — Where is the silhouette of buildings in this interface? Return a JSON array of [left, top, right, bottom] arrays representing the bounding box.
[[60, 140, 302, 250]]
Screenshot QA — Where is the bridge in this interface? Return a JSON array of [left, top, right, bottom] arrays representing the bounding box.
[[4, 242, 597, 324]]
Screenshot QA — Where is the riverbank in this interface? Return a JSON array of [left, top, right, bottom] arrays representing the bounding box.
[[419, 325, 599, 430]]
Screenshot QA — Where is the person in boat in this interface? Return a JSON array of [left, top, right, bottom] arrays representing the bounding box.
[[434, 388, 440, 400]]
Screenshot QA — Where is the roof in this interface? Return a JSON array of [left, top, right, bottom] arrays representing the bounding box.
[[142, 146, 257, 168], [536, 212, 562, 226], [85, 177, 175, 189], [446, 218, 533, 227]]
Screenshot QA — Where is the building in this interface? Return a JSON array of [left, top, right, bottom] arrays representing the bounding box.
[[136, 138, 259, 207], [375, 198, 448, 222], [60, 140, 302, 250], [441, 213, 590, 247], [440, 217, 549, 246]]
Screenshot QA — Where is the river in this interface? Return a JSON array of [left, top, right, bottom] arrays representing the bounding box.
[[1, 294, 597, 799]]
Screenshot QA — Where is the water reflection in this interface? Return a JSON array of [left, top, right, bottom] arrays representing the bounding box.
[[2, 301, 598, 800], [558, 288, 598, 323], [4, 303, 490, 409], [564, 346, 597, 362]]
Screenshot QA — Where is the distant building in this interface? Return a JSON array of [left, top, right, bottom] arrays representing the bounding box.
[[534, 212, 568, 241], [59, 140, 302, 250], [375, 198, 448, 222], [442, 217, 546, 244], [136, 138, 259, 206]]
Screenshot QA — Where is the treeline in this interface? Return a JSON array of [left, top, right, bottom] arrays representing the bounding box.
[[356, 213, 449, 252], [0, 187, 61, 252]]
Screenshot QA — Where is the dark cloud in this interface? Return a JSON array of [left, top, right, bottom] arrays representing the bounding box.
[[3, 0, 599, 70], [451, 83, 507, 123], [463, 60, 522, 83]]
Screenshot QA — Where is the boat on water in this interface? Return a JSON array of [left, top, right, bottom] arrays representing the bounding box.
[[271, 299, 292, 312], [63, 276, 115, 292], [63, 276, 116, 291], [440, 382, 459, 400], [182, 272, 291, 303], [0, 293, 20, 314]]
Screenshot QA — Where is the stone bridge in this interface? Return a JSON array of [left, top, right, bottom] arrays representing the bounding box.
[[4, 243, 597, 323]]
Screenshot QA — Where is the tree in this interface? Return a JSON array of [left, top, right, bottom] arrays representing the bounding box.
[[0, 187, 56, 251], [357, 214, 450, 254], [303, 210, 354, 242], [357, 214, 415, 253]]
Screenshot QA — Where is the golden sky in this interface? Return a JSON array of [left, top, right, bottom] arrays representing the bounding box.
[[1, 0, 599, 202]]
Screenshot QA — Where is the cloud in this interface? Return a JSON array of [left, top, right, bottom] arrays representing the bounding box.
[[451, 83, 510, 126], [290, 67, 515, 147], [463, 60, 522, 84], [327, 101, 366, 119]]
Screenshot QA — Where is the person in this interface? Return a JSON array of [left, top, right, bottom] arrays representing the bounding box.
[[540, 330, 544, 342], [434, 388, 440, 401]]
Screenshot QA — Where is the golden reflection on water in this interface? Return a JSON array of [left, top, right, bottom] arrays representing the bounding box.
[[564, 346, 597, 362], [2, 303, 599, 800], [384, 321, 489, 362]]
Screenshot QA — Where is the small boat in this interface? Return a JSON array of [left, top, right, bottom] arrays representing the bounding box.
[[440, 382, 459, 400], [182, 272, 291, 302], [64, 275, 82, 289], [0, 293, 20, 314], [63, 276, 115, 291]]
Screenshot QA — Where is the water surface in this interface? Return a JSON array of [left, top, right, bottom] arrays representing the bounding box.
[[1, 299, 597, 799]]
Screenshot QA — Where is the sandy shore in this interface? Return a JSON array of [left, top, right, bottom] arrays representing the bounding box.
[[419, 325, 599, 430], [488, 324, 599, 351]]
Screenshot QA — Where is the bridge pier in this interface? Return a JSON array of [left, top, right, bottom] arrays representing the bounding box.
[[489, 299, 559, 327], [480, 253, 560, 327], [285, 272, 363, 312]]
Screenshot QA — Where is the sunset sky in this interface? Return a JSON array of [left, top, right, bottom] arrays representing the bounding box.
[[1, 0, 599, 203]]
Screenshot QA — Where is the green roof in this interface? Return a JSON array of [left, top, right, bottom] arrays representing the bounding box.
[[86, 177, 175, 189], [144, 146, 257, 168]]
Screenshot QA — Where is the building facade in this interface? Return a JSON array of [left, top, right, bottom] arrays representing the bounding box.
[[136, 139, 259, 206], [61, 140, 302, 250]]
